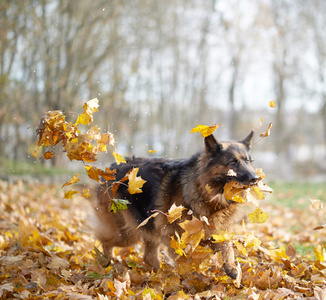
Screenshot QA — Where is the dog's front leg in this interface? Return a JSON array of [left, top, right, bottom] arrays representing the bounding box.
[[211, 241, 239, 279]]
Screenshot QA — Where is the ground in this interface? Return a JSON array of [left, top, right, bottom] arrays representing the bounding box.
[[0, 179, 326, 299]]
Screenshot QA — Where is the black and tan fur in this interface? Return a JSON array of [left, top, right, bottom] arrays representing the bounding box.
[[93, 131, 258, 278]]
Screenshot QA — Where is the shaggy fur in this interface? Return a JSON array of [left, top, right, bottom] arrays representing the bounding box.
[[93, 131, 258, 278]]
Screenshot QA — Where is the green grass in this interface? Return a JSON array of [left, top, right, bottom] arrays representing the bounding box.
[[268, 181, 326, 208], [0, 156, 76, 177]]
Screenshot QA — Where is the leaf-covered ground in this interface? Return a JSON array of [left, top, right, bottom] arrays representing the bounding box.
[[1, 179, 326, 299]]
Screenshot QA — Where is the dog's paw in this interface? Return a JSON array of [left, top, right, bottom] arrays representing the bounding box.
[[223, 263, 239, 279]]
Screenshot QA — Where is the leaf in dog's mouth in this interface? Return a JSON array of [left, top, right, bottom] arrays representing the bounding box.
[[223, 169, 272, 223]]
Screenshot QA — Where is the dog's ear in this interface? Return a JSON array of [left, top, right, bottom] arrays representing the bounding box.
[[241, 130, 254, 150], [205, 134, 223, 154]]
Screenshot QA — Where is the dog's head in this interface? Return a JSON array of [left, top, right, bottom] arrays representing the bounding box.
[[202, 130, 258, 190]]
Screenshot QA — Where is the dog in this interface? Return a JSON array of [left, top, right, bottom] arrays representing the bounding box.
[[92, 130, 258, 278]]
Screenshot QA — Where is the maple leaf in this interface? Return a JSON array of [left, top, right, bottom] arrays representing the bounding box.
[[127, 167, 146, 194], [137, 212, 160, 228], [81, 189, 91, 198], [63, 190, 78, 199], [61, 174, 81, 188], [43, 151, 54, 159], [167, 204, 186, 223], [269, 100, 276, 108], [110, 199, 131, 213], [85, 165, 100, 182], [112, 152, 126, 165], [310, 198, 323, 210], [248, 208, 269, 223], [75, 98, 99, 125], [259, 123, 272, 138], [190, 124, 221, 138]]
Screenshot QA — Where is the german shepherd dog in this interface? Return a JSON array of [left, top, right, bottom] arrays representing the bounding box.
[[93, 131, 258, 278]]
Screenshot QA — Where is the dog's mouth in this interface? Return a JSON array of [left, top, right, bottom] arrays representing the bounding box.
[[226, 176, 259, 187]]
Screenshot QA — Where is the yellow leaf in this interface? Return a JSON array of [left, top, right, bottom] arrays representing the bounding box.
[[248, 208, 269, 224], [311, 198, 324, 210], [244, 234, 261, 249], [259, 117, 264, 125], [314, 245, 326, 261], [99, 144, 107, 152], [112, 152, 126, 165], [256, 168, 266, 179], [81, 189, 91, 198], [61, 174, 81, 188], [64, 190, 78, 199], [127, 167, 146, 194], [148, 150, 157, 153], [75, 98, 99, 125], [251, 186, 265, 200], [171, 234, 186, 256], [259, 123, 272, 138], [234, 241, 247, 256], [167, 204, 186, 224], [190, 124, 221, 138], [75, 111, 92, 125], [84, 98, 99, 113], [223, 181, 245, 203], [85, 165, 100, 182], [269, 100, 276, 108]]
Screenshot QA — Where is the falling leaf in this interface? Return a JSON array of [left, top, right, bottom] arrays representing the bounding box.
[[110, 199, 131, 213], [43, 151, 54, 159], [63, 190, 78, 199], [167, 204, 186, 223], [137, 212, 160, 228], [75, 98, 99, 125], [127, 167, 146, 194], [81, 189, 91, 198], [259, 123, 272, 138], [148, 150, 157, 153], [269, 100, 276, 108], [259, 117, 264, 125], [310, 198, 323, 210], [85, 165, 100, 182], [190, 124, 221, 138], [248, 208, 269, 223], [112, 152, 126, 165], [61, 174, 81, 188]]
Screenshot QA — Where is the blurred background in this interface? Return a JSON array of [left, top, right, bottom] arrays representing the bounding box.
[[0, 0, 325, 182]]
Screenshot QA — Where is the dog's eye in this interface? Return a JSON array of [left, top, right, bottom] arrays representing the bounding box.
[[229, 160, 237, 166]]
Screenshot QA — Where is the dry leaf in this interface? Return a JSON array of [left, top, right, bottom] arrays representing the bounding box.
[[260, 123, 272, 138], [248, 208, 269, 223], [61, 174, 81, 188], [112, 152, 126, 165], [269, 100, 276, 108], [190, 124, 221, 138], [311, 198, 324, 210], [127, 167, 146, 194], [167, 204, 186, 224]]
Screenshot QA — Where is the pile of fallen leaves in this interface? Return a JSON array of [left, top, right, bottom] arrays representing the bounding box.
[[1, 179, 326, 299]]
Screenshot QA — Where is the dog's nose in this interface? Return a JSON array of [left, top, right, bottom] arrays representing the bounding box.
[[248, 174, 259, 184]]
